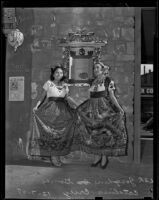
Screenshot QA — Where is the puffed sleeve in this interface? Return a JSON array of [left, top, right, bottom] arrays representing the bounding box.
[[43, 80, 50, 91], [108, 80, 115, 92]]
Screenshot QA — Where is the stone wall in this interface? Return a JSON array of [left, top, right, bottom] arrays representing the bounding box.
[[5, 7, 135, 161]]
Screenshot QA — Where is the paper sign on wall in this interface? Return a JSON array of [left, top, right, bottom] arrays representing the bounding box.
[[9, 77, 24, 101]]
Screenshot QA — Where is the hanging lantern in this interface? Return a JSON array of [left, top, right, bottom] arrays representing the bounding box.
[[8, 29, 24, 51]]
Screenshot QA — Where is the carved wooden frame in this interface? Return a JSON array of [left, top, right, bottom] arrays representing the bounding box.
[[59, 29, 106, 82]]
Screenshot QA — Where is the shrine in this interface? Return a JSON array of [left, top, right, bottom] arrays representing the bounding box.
[[59, 29, 106, 83]]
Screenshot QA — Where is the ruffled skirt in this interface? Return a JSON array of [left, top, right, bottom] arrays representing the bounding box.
[[75, 92, 128, 156], [29, 97, 78, 157]]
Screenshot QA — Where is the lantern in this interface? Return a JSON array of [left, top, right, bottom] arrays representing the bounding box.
[[8, 29, 24, 51]]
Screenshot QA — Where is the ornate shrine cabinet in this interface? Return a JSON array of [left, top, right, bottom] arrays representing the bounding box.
[[59, 30, 106, 82], [58, 29, 106, 105]]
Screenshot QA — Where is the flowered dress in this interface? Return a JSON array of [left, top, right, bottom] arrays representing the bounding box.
[[29, 80, 77, 158], [75, 77, 128, 156]]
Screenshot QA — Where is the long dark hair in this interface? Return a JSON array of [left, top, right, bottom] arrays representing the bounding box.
[[50, 65, 66, 82], [89, 62, 111, 86]]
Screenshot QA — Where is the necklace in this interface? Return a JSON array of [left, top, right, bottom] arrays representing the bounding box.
[[52, 81, 64, 92], [53, 81, 62, 86]]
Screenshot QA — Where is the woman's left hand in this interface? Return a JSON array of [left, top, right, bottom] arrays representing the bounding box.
[[63, 83, 67, 88], [119, 109, 124, 115]]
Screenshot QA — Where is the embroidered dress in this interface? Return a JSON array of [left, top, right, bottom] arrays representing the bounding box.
[[76, 77, 128, 156], [29, 80, 77, 158]]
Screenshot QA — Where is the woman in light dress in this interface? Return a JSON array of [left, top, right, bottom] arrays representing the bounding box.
[[26, 65, 78, 167]]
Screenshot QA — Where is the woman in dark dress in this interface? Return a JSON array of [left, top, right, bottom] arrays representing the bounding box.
[[76, 62, 128, 169], [26, 65, 78, 167]]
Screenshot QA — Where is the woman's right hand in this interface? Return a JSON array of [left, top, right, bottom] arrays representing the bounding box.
[[33, 101, 41, 112], [33, 106, 38, 112]]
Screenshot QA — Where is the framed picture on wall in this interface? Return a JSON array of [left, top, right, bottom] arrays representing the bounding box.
[[9, 76, 24, 101]]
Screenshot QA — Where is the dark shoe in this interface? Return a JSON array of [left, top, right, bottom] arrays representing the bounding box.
[[58, 157, 64, 165], [91, 157, 102, 167], [50, 156, 62, 167], [100, 157, 109, 169]]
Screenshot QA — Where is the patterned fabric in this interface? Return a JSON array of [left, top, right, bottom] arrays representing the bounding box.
[[29, 81, 78, 158], [29, 78, 128, 158], [30, 97, 78, 157], [75, 77, 128, 156]]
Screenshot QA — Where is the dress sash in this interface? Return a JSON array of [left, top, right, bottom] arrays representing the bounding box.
[[48, 97, 65, 102], [90, 91, 106, 98]]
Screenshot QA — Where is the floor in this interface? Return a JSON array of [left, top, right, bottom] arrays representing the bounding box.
[[5, 140, 153, 199]]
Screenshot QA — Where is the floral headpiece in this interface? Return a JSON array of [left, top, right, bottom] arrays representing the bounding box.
[[50, 63, 63, 74], [92, 62, 110, 90], [94, 61, 110, 76]]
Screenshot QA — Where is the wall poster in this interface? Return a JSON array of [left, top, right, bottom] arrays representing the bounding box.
[[9, 76, 24, 101]]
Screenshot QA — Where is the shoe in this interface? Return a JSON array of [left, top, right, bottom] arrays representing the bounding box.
[[91, 157, 102, 167], [100, 157, 109, 169], [58, 157, 64, 165], [50, 156, 62, 167]]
